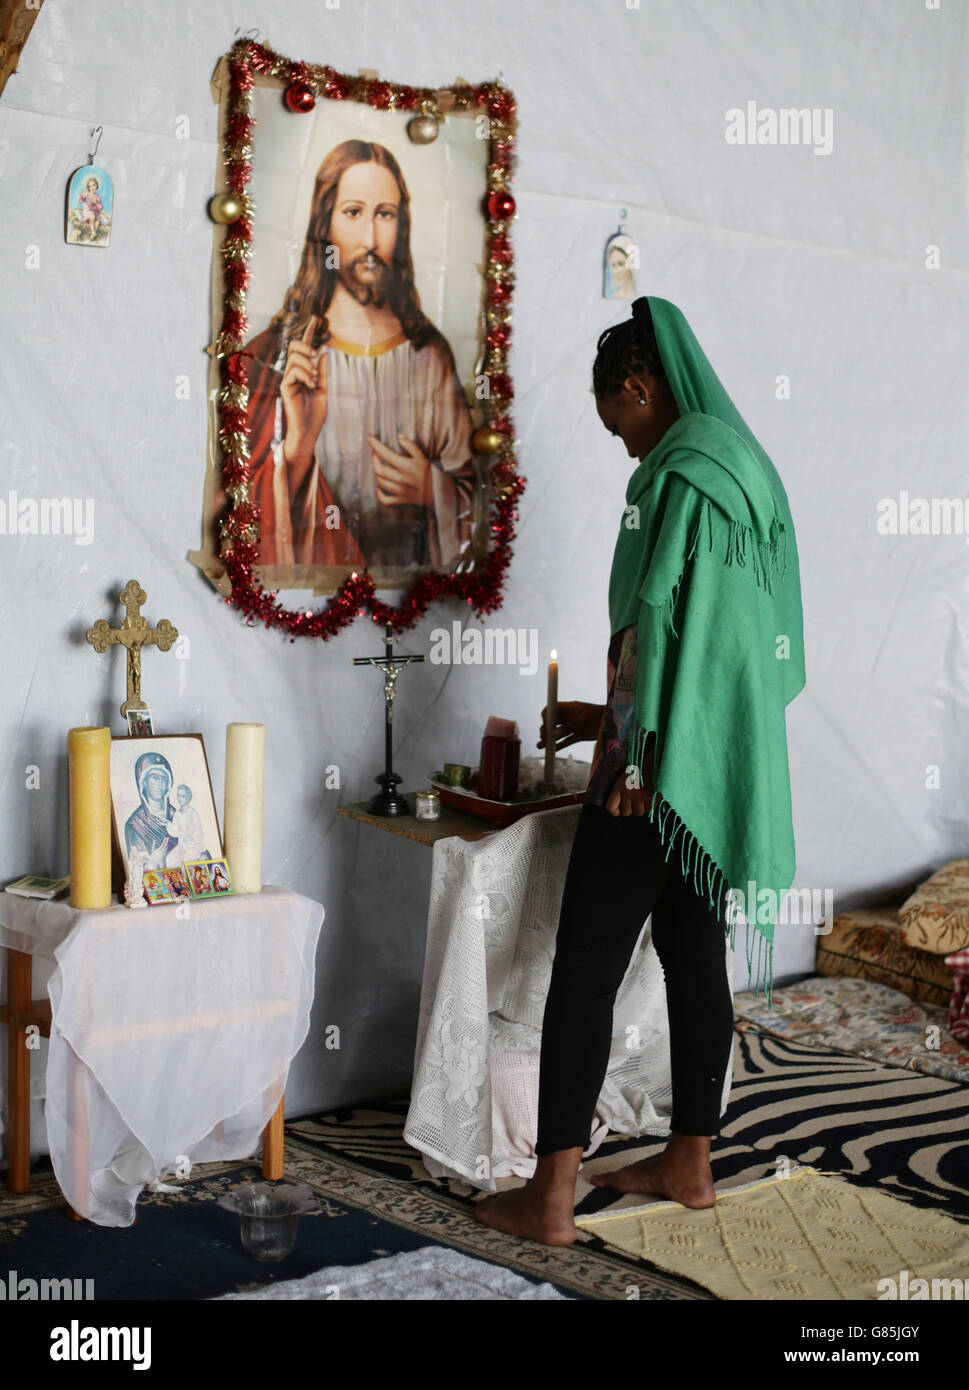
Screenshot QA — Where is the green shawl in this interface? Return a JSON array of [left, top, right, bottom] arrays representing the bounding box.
[[607, 297, 805, 1004]]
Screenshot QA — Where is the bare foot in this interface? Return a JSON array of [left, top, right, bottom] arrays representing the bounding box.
[[590, 1151, 716, 1209], [472, 1183, 579, 1246]]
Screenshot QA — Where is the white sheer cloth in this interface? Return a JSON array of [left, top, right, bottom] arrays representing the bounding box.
[[0, 885, 322, 1227], [404, 805, 734, 1189]]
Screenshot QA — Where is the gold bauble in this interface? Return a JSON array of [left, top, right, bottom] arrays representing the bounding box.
[[407, 115, 440, 145], [472, 426, 503, 455], [209, 193, 244, 224]]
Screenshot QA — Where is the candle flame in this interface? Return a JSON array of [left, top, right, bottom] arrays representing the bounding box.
[[550, 649, 557, 661]]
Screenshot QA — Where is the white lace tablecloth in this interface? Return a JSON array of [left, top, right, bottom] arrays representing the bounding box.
[[404, 805, 734, 1190], [0, 885, 323, 1226]]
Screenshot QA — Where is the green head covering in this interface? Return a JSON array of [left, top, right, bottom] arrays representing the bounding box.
[[606, 296, 806, 1002]]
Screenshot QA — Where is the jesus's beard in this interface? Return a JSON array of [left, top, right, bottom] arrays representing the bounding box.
[[340, 254, 392, 307]]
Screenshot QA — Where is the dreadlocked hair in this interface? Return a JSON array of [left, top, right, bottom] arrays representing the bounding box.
[[592, 296, 667, 398]]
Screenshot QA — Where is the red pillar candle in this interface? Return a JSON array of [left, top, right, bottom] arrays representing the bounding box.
[[478, 717, 520, 801]]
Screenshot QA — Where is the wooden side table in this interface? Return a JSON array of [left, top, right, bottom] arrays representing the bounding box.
[[2, 946, 285, 1218], [337, 799, 495, 846]]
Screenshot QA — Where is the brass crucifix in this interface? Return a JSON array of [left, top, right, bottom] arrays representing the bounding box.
[[86, 580, 178, 718]]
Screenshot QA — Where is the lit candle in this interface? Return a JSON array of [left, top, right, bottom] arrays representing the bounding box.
[[544, 649, 558, 784], [68, 727, 112, 909], [223, 723, 265, 894]]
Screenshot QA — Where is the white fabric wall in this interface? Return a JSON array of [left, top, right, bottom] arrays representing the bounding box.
[[2, 0, 966, 1154]]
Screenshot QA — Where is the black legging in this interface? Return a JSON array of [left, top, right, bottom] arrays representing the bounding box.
[[535, 801, 735, 1155]]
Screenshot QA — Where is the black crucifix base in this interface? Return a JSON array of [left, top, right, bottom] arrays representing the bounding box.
[[351, 622, 425, 818], [368, 770, 410, 818]]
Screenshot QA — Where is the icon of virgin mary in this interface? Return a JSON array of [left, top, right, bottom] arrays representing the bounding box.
[[124, 751, 178, 870]]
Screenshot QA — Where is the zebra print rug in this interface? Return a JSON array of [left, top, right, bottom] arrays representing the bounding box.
[[288, 1022, 969, 1231]]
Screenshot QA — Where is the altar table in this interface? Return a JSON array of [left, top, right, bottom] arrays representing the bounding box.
[[0, 885, 323, 1227], [339, 800, 735, 1191]]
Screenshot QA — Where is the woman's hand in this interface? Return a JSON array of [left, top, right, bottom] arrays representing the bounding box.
[[281, 315, 328, 468], [538, 701, 605, 752], [605, 745, 656, 817]]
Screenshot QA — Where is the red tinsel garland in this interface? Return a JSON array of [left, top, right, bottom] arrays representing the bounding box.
[[213, 38, 524, 641]]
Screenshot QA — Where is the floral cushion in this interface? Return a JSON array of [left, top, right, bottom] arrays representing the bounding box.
[[898, 859, 969, 955], [815, 908, 953, 1009]]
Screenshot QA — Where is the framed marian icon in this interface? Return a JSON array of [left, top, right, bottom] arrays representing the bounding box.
[[189, 38, 523, 641], [109, 734, 223, 880], [66, 165, 113, 248]]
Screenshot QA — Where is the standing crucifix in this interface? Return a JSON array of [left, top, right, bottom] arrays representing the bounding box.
[[351, 622, 425, 816], [86, 579, 179, 719]]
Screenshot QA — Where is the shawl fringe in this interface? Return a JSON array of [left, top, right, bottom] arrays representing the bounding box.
[[661, 506, 787, 641]]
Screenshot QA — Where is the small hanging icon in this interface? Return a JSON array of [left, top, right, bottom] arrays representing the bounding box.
[[65, 126, 114, 248]]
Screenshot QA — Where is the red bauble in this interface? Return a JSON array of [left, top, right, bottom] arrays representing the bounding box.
[[486, 190, 516, 220], [284, 81, 316, 113]]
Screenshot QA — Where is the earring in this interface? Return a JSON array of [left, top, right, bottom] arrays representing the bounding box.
[[639, 395, 652, 406]]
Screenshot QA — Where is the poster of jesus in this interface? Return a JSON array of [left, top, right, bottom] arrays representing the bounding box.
[[194, 79, 492, 598]]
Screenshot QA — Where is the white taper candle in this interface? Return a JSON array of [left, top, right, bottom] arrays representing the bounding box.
[[544, 650, 558, 784]]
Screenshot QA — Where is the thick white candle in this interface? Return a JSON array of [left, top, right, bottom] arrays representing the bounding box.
[[223, 723, 265, 894], [544, 650, 558, 784]]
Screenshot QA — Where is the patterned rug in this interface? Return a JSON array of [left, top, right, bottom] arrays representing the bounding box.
[[734, 975, 969, 1083], [575, 1165, 969, 1300], [2, 1021, 967, 1299]]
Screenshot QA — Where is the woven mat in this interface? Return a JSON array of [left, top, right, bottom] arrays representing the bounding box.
[[574, 1166, 969, 1300]]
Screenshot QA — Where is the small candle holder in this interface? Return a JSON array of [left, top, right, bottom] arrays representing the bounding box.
[[415, 788, 441, 821], [441, 763, 471, 787], [217, 1181, 317, 1262]]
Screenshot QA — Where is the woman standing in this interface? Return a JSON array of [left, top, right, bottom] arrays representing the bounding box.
[[474, 296, 805, 1246]]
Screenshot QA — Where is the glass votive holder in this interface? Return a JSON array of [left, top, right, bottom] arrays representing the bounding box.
[[217, 1181, 317, 1262], [415, 788, 441, 821]]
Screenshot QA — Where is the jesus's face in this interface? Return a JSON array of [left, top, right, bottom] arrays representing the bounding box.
[[329, 161, 401, 307]]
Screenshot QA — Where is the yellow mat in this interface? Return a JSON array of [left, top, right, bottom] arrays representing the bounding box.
[[575, 1167, 969, 1300]]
